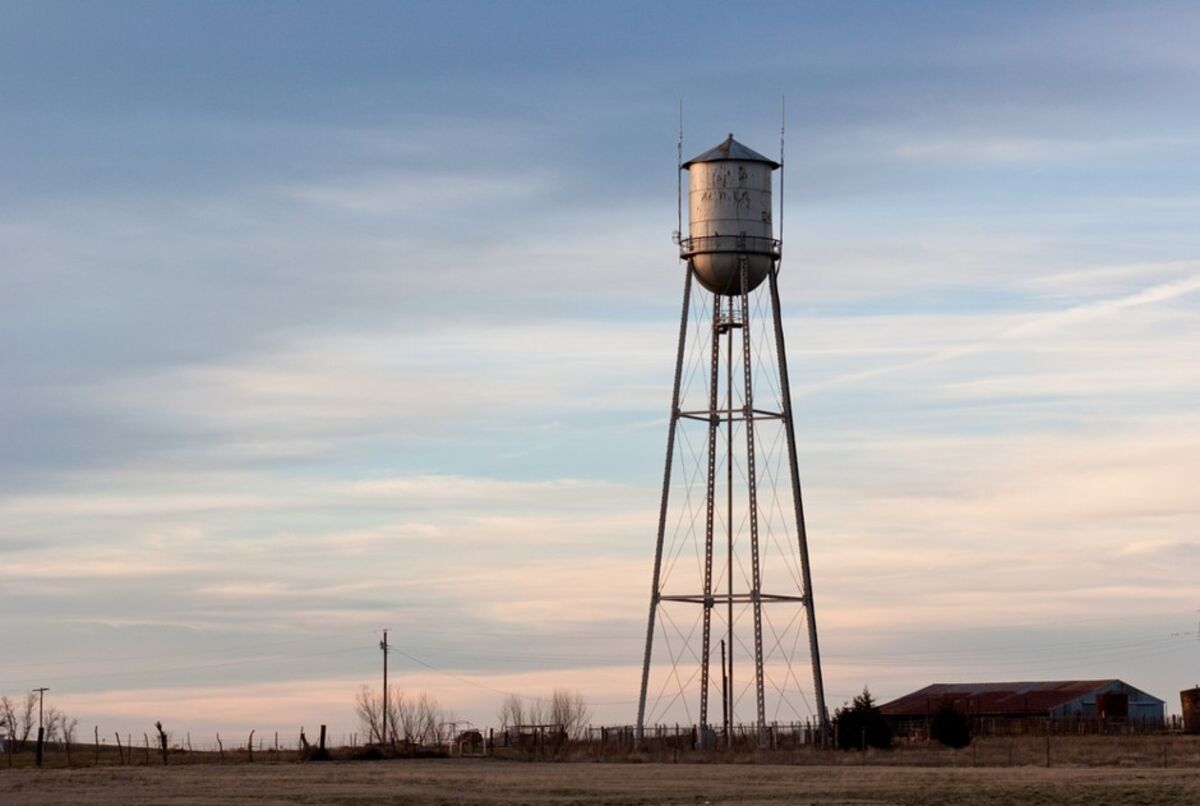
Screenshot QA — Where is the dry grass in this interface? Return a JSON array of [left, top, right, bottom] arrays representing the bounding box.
[[3, 758, 1200, 805], [590, 734, 1200, 768]]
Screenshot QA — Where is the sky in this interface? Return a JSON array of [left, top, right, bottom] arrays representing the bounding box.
[[2, 0, 1199, 741]]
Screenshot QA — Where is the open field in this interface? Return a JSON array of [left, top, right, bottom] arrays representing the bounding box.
[[4, 758, 1200, 805]]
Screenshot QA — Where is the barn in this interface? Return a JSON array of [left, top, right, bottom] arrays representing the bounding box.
[[880, 680, 1165, 730]]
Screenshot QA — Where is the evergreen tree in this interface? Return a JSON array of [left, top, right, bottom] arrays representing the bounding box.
[[833, 687, 893, 750]]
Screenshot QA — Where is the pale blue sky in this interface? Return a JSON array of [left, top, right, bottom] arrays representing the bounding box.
[[2, 1, 1198, 734]]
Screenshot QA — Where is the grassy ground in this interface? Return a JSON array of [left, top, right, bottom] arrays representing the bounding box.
[[3, 758, 1200, 805], [620, 735, 1200, 768]]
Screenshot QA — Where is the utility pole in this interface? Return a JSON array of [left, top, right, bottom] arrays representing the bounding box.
[[33, 687, 49, 767], [379, 630, 389, 748]]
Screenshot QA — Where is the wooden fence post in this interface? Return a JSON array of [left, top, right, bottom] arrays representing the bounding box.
[[155, 721, 169, 765], [114, 732, 125, 765]]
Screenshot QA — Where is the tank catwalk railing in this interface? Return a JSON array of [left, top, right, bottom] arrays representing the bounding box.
[[679, 234, 781, 259]]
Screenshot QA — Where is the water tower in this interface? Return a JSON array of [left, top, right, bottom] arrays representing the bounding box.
[[636, 133, 828, 742]]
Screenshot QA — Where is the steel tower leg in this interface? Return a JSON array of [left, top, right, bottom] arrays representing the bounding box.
[[698, 291, 721, 735], [636, 268, 693, 742], [766, 263, 829, 732], [739, 259, 768, 740], [725, 293, 734, 734]]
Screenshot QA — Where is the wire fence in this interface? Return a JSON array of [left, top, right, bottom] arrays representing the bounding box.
[[892, 714, 1187, 740], [2, 714, 1196, 769]]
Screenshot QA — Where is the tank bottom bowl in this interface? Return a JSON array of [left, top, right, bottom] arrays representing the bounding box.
[[691, 252, 772, 296]]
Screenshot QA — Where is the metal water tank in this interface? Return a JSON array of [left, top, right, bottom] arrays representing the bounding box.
[[1183, 687, 1200, 734], [680, 134, 780, 295]]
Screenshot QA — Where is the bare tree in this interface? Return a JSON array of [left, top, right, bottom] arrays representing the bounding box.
[[18, 693, 36, 748], [499, 690, 589, 737], [497, 693, 525, 730], [354, 685, 454, 748], [415, 692, 443, 745], [59, 714, 77, 764], [42, 705, 62, 743], [58, 713, 77, 745], [498, 694, 544, 727], [395, 691, 419, 744], [354, 685, 384, 745], [355, 684, 415, 746], [549, 689, 592, 739], [0, 697, 16, 749], [423, 698, 457, 748]]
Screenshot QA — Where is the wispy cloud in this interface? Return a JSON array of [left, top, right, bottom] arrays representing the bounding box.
[[798, 271, 1200, 395], [1007, 272, 1200, 337], [893, 135, 1186, 165]]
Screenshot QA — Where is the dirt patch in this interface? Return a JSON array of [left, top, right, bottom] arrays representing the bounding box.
[[2, 759, 1199, 805]]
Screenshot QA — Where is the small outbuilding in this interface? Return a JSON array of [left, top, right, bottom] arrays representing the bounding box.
[[880, 680, 1165, 729], [1183, 686, 1200, 734]]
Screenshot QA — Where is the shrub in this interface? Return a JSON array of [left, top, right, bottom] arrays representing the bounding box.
[[929, 704, 971, 748], [351, 745, 384, 760]]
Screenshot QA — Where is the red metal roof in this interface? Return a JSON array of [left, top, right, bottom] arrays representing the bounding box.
[[879, 680, 1119, 717]]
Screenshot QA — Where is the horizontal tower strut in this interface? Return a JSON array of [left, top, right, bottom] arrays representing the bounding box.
[[678, 408, 785, 422], [658, 593, 809, 605]]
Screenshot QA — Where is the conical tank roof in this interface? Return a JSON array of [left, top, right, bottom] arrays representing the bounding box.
[[681, 133, 780, 169]]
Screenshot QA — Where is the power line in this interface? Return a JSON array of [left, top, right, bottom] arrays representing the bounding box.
[[388, 644, 638, 707], [4, 644, 369, 688], [0, 633, 329, 671]]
